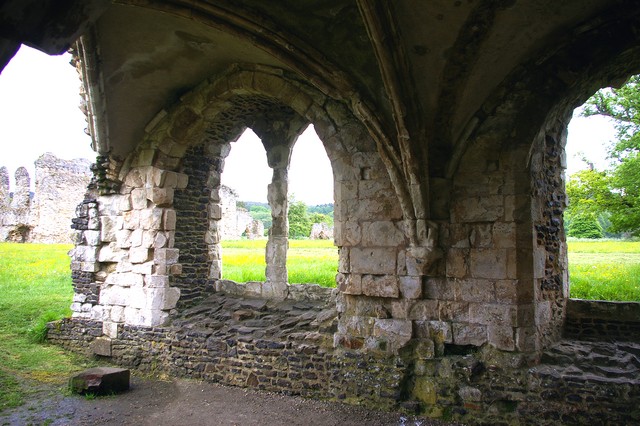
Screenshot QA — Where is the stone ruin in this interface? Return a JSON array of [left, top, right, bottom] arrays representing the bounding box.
[[0, 153, 92, 244], [4, 1, 640, 423], [218, 184, 264, 240], [309, 222, 333, 240]]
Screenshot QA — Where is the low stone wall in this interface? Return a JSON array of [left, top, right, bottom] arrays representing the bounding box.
[[564, 299, 640, 341], [48, 291, 640, 425]]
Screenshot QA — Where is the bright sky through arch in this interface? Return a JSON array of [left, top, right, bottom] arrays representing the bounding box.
[[220, 126, 334, 205], [0, 46, 334, 204], [0, 45, 618, 200], [0, 46, 94, 186]]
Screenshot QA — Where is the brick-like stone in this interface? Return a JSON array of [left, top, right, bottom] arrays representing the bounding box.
[[129, 247, 150, 264], [337, 273, 362, 295], [147, 187, 174, 206], [154, 248, 179, 265], [140, 208, 163, 230], [350, 248, 396, 275], [469, 303, 517, 326], [452, 323, 487, 346], [399, 276, 422, 299], [163, 209, 176, 231], [362, 275, 399, 298], [447, 248, 468, 278], [361, 221, 406, 246], [469, 249, 508, 279], [488, 325, 515, 351], [131, 188, 148, 209], [457, 279, 495, 303], [408, 300, 438, 320]]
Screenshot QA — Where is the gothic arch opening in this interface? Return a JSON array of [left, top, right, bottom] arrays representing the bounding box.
[[166, 78, 359, 303], [564, 82, 640, 303], [287, 124, 337, 288]]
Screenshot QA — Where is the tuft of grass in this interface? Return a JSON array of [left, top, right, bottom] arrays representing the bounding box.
[[27, 311, 67, 344]]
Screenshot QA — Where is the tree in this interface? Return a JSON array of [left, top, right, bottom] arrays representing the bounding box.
[[309, 212, 333, 227], [580, 75, 640, 235], [288, 199, 312, 238], [567, 212, 603, 239]]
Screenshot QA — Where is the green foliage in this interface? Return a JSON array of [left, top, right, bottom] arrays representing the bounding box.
[[580, 75, 640, 235], [27, 310, 66, 343], [308, 204, 334, 216], [288, 199, 312, 238], [567, 213, 603, 239], [244, 204, 272, 230], [309, 212, 333, 227], [241, 201, 334, 234]]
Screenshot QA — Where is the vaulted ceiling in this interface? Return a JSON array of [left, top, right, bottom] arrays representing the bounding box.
[[3, 1, 640, 172]]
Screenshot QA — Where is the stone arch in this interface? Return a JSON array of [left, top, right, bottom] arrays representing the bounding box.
[[445, 18, 640, 352], [90, 64, 404, 327]]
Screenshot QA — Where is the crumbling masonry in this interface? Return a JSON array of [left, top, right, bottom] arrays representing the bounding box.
[[0, 153, 91, 243], [3, 1, 640, 424]]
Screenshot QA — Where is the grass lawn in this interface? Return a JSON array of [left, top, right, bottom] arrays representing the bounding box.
[[221, 239, 338, 287], [0, 238, 638, 411], [568, 239, 640, 301], [0, 243, 96, 411]]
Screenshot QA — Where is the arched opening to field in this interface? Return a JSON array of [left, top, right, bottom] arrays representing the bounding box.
[[564, 83, 640, 303], [218, 125, 338, 288]]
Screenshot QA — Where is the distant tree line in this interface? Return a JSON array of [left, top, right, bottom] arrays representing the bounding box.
[[239, 199, 333, 238], [566, 75, 640, 238]]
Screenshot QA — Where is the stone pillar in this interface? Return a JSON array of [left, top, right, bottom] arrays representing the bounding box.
[[69, 160, 188, 329], [265, 166, 289, 299]]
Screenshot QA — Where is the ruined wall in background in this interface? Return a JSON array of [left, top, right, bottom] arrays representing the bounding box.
[[218, 184, 260, 240], [0, 153, 92, 244]]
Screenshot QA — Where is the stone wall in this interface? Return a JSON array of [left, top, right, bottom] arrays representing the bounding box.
[[48, 291, 640, 424], [0, 153, 92, 243], [58, 63, 640, 423], [564, 299, 640, 341]]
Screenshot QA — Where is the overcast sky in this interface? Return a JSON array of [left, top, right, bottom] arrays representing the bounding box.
[[0, 45, 616, 203]]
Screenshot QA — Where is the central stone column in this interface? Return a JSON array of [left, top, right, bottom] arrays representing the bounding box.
[[265, 165, 289, 299]]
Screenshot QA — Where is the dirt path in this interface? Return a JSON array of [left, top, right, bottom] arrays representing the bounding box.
[[0, 374, 459, 426]]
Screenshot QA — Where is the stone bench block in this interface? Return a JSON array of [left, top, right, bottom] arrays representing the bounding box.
[[69, 367, 130, 395]]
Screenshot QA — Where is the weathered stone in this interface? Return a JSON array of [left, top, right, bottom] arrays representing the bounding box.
[[362, 275, 399, 298], [350, 248, 396, 275], [147, 187, 174, 206], [372, 318, 412, 352], [399, 275, 422, 299], [69, 367, 130, 395], [452, 323, 487, 346], [361, 221, 405, 246], [131, 188, 148, 209], [0, 155, 91, 244], [129, 247, 150, 264], [91, 336, 112, 356], [469, 249, 509, 279]]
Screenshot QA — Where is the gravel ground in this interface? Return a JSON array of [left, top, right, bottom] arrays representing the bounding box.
[[0, 374, 461, 426]]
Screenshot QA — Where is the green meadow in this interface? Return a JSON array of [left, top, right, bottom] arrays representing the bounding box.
[[0, 238, 639, 410], [221, 239, 338, 287], [567, 239, 640, 301], [0, 243, 95, 411]]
